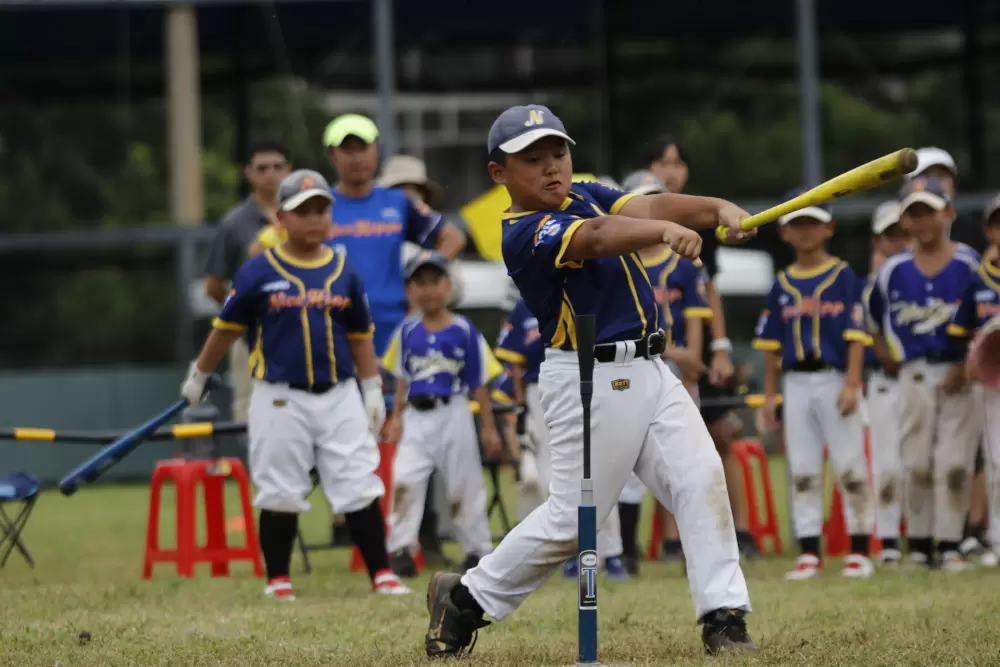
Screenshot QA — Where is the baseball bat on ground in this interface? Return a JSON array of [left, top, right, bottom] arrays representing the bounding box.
[[715, 148, 919, 242], [58, 399, 190, 496]]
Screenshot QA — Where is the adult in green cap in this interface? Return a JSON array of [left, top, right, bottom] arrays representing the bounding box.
[[321, 112, 468, 558]]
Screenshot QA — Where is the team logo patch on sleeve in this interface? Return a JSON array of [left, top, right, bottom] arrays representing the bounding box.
[[611, 378, 630, 391]]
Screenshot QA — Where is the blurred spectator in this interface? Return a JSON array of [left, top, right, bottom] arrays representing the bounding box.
[[203, 138, 291, 422], [322, 114, 466, 356], [906, 147, 991, 555], [378, 154, 455, 564], [322, 115, 466, 548], [637, 133, 759, 559], [907, 147, 987, 257], [378, 155, 446, 211]]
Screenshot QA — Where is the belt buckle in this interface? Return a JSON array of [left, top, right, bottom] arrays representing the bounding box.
[[645, 330, 666, 359]]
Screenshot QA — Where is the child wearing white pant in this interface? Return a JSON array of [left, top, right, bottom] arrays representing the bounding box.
[[754, 197, 875, 581], [382, 252, 504, 576], [860, 201, 911, 566]]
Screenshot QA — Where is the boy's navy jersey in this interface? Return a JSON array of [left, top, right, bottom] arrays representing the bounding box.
[[859, 274, 878, 367], [866, 246, 981, 363], [752, 258, 871, 370], [326, 186, 444, 337], [382, 315, 491, 398], [501, 181, 659, 350], [495, 299, 544, 383], [214, 245, 373, 386], [950, 260, 1000, 336], [490, 371, 515, 404], [641, 247, 712, 348]]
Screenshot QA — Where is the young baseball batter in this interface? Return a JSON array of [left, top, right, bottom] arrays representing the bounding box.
[[616, 169, 713, 575], [180, 169, 409, 599], [754, 192, 875, 581], [382, 251, 503, 576], [950, 193, 1000, 567], [425, 105, 756, 658], [866, 176, 982, 572], [861, 200, 910, 567], [495, 297, 630, 580]]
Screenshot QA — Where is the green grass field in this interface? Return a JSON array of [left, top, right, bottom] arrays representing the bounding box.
[[2, 459, 1000, 667]]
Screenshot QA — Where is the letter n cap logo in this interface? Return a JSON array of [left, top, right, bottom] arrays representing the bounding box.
[[524, 109, 545, 127]]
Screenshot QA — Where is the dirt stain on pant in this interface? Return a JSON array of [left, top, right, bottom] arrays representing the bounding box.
[[907, 469, 932, 514], [946, 468, 967, 511], [793, 475, 817, 494], [707, 465, 734, 536], [878, 478, 897, 506], [393, 485, 408, 514]]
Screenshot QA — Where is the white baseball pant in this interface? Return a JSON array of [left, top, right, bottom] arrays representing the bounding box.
[[462, 348, 750, 621], [247, 380, 384, 514], [517, 383, 623, 558], [866, 369, 903, 540], [782, 370, 873, 540], [897, 360, 982, 543], [981, 388, 1000, 551], [386, 396, 494, 558], [617, 359, 692, 508]]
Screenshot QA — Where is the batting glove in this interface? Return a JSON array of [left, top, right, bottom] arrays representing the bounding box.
[[361, 376, 386, 437], [181, 361, 211, 405]]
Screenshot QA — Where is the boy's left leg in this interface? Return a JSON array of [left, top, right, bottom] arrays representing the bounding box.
[[315, 383, 409, 594], [816, 370, 874, 578], [438, 398, 494, 569], [933, 378, 983, 570]]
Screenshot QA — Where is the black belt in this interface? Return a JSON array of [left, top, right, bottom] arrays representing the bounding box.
[[593, 330, 666, 364], [788, 358, 833, 373], [287, 382, 335, 394], [409, 395, 451, 411]]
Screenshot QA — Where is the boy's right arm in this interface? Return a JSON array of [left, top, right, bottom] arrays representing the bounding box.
[[560, 215, 703, 264], [761, 351, 782, 430], [386, 377, 408, 445]]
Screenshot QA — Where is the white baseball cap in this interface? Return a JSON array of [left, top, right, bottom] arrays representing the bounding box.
[[907, 147, 957, 180], [985, 192, 1000, 223], [871, 201, 902, 235]]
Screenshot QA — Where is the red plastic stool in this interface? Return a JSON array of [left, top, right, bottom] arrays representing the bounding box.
[[647, 439, 783, 558], [143, 457, 263, 579], [732, 439, 783, 554], [350, 441, 424, 573]]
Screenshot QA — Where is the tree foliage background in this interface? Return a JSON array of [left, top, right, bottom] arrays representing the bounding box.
[[0, 36, 997, 369]]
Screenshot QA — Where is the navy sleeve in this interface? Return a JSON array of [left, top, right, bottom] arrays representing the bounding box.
[[404, 195, 445, 248], [343, 260, 375, 337], [213, 261, 259, 332], [575, 181, 637, 215]]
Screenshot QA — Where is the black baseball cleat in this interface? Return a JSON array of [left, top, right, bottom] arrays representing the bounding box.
[[621, 554, 640, 576], [456, 554, 480, 574], [390, 549, 418, 578], [700, 608, 759, 655], [737, 531, 763, 560], [426, 572, 490, 658]]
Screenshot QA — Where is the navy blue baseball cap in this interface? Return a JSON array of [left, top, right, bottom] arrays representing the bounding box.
[[778, 188, 832, 225], [899, 176, 951, 212], [404, 250, 449, 282], [487, 105, 575, 155]]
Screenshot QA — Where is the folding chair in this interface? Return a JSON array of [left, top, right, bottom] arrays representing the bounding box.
[[0, 470, 40, 568]]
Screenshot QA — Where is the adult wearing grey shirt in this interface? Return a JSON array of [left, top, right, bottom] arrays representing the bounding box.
[[204, 138, 292, 421]]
